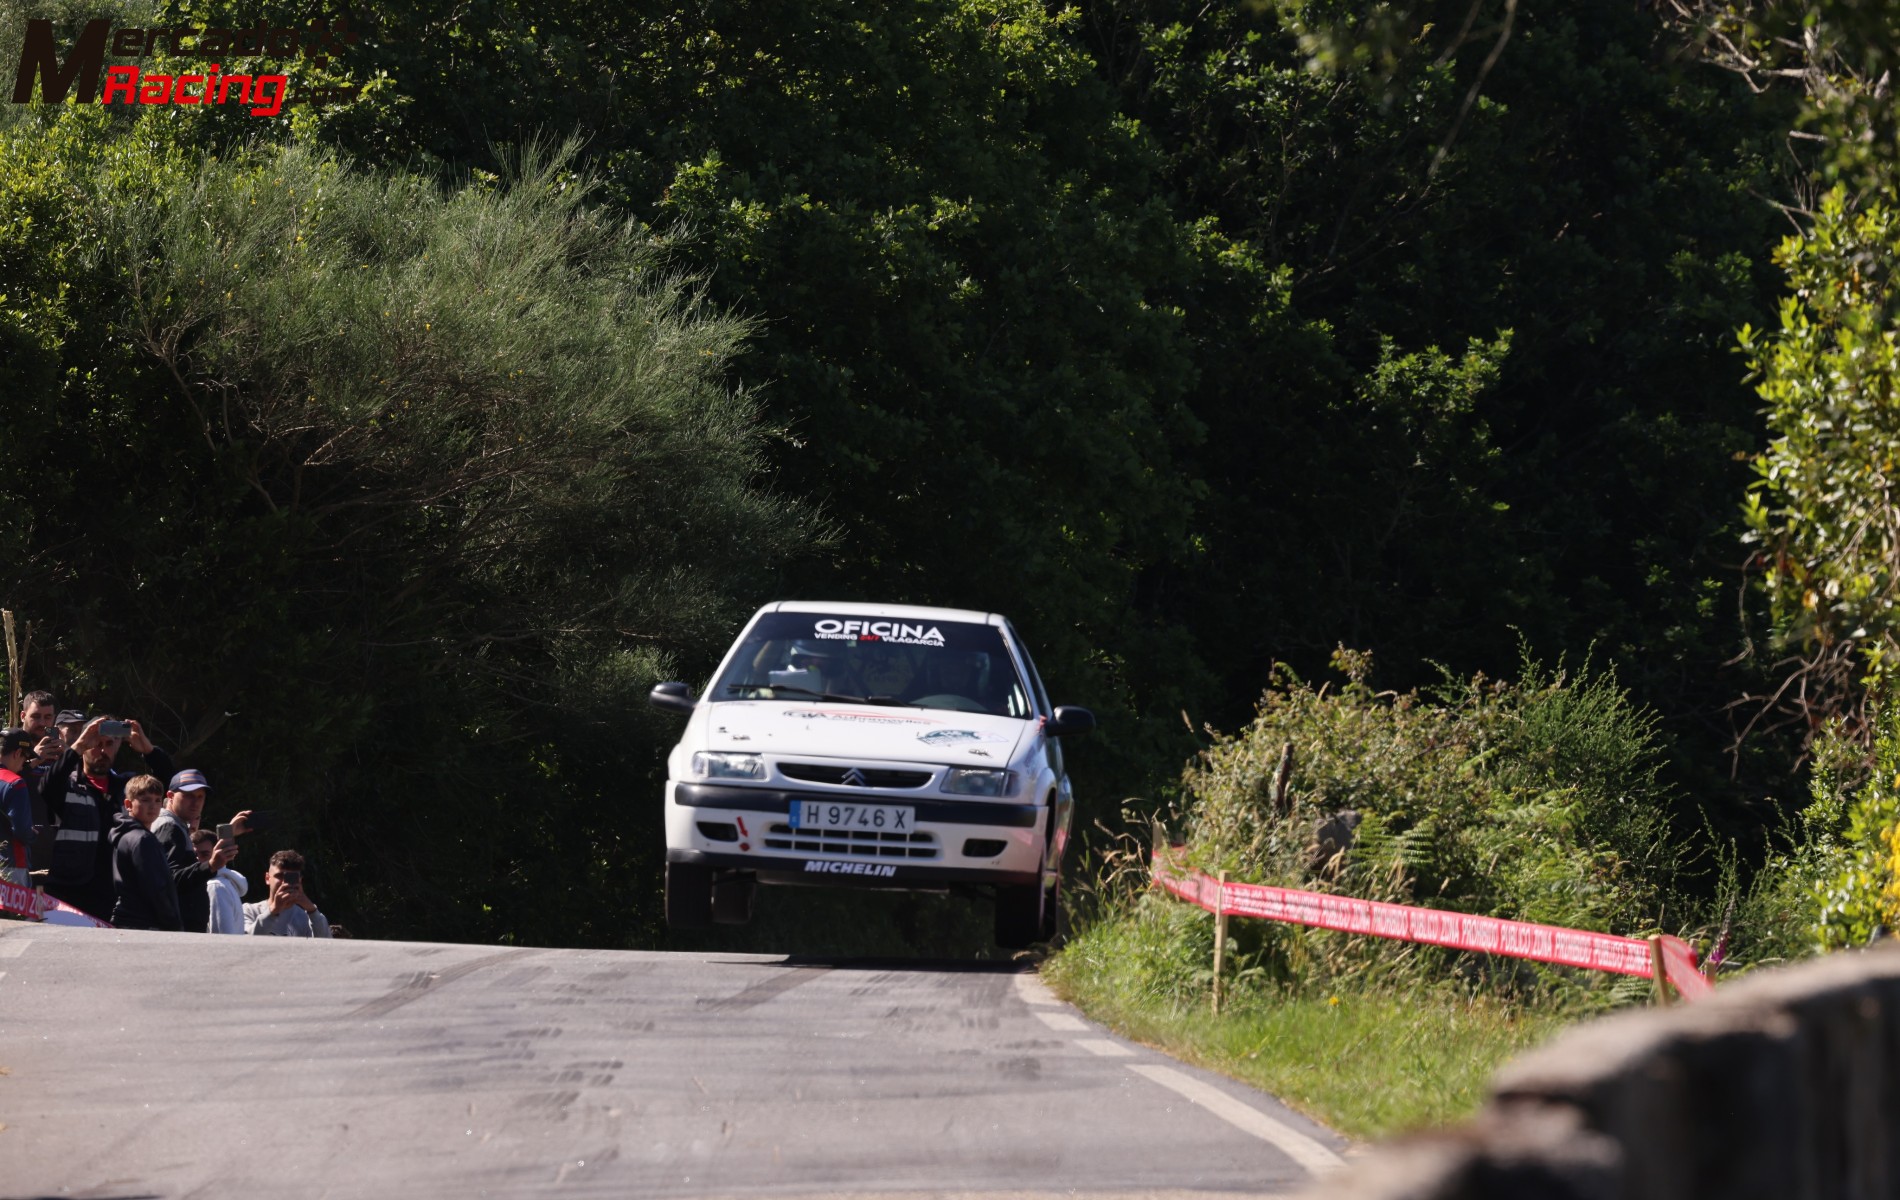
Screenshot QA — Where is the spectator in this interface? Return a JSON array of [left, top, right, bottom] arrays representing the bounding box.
[[18, 691, 59, 868], [191, 828, 249, 934], [0, 728, 34, 873], [244, 850, 331, 937], [109, 774, 181, 931], [19, 691, 57, 763], [150, 769, 245, 933], [41, 716, 174, 922], [53, 708, 85, 750]]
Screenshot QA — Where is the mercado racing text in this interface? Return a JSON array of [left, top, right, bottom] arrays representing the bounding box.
[[11, 18, 363, 115]]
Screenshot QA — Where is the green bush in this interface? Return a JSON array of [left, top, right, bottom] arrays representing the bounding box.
[[1771, 700, 1900, 954], [0, 108, 815, 944], [1144, 647, 1682, 999]]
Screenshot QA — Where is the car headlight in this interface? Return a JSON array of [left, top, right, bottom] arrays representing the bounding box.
[[692, 751, 765, 781], [942, 768, 1013, 797]]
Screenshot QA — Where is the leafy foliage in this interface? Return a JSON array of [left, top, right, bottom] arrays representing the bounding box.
[[0, 108, 811, 942], [1079, 0, 1797, 830], [1740, 192, 1900, 743], [0, 0, 1825, 949], [1161, 647, 1680, 995], [1774, 701, 1900, 951]]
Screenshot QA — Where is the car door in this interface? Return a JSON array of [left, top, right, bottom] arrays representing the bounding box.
[[1006, 625, 1073, 868]]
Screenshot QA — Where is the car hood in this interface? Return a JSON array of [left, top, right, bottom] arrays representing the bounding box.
[[698, 701, 1032, 764]]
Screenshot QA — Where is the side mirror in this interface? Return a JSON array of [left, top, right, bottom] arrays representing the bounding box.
[[1047, 706, 1096, 737], [649, 681, 697, 715]]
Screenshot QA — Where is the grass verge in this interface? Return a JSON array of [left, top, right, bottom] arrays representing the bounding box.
[[1042, 902, 1581, 1141]]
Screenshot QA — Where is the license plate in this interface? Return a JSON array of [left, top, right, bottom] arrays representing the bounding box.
[[788, 801, 916, 834]]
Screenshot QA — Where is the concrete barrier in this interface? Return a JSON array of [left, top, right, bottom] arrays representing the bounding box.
[[1307, 945, 1900, 1200]]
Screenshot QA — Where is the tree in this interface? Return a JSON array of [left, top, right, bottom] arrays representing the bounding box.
[[0, 107, 812, 942], [1079, 0, 1797, 827]]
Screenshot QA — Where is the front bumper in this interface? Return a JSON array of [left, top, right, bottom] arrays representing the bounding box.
[[666, 847, 1039, 889], [665, 780, 1046, 887]]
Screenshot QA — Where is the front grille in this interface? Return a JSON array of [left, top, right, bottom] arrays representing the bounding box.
[[761, 824, 940, 859], [778, 763, 932, 789]]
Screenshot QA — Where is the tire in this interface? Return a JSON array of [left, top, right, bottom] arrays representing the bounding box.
[[666, 861, 713, 929], [994, 882, 1045, 950], [712, 875, 755, 925], [1040, 871, 1065, 945]]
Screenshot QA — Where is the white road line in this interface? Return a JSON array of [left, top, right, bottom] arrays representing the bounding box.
[[1034, 1011, 1089, 1032], [1012, 970, 1063, 1006], [1075, 1038, 1134, 1058], [0, 939, 30, 958], [1128, 1063, 1345, 1176]]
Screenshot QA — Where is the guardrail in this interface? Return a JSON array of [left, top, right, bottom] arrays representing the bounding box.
[[1151, 842, 1710, 1004]]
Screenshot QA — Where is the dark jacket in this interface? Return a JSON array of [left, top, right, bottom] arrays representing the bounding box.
[[0, 768, 30, 871], [26, 759, 53, 870], [110, 811, 181, 931], [41, 744, 173, 921], [151, 813, 217, 933]]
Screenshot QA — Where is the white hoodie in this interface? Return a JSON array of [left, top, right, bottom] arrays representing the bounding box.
[[206, 867, 249, 934]]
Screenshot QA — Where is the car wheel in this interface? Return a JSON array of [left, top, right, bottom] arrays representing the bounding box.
[[1039, 870, 1064, 945], [994, 882, 1044, 949], [712, 875, 755, 925], [666, 861, 713, 929]]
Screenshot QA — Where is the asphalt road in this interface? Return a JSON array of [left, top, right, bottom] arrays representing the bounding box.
[[0, 922, 1346, 1199]]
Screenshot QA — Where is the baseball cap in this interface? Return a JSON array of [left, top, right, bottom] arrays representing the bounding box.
[[0, 728, 32, 755], [54, 709, 85, 727], [168, 768, 210, 792]]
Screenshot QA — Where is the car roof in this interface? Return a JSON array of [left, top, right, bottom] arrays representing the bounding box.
[[766, 600, 1005, 626]]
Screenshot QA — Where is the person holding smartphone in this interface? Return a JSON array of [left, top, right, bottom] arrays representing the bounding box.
[[150, 769, 248, 933], [17, 692, 61, 870], [192, 829, 250, 934], [40, 715, 174, 922], [243, 849, 331, 937]]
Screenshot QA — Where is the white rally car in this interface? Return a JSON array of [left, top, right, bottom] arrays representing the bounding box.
[[649, 601, 1094, 948]]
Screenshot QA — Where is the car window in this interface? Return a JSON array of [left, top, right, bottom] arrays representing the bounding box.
[[711, 613, 1031, 718]]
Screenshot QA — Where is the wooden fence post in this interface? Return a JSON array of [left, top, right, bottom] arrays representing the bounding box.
[[1648, 934, 1672, 1006], [2, 609, 17, 724], [1212, 870, 1228, 1016]]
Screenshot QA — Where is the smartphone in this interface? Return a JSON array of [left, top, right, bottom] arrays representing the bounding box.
[[279, 870, 301, 887], [97, 719, 130, 738], [215, 823, 236, 842]]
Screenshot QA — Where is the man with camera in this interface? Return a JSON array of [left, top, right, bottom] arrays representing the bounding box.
[[41, 716, 174, 922], [16, 691, 62, 868], [20, 691, 58, 760], [243, 849, 331, 937], [150, 769, 248, 933]]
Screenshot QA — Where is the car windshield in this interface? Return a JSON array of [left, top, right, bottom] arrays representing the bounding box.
[[711, 613, 1033, 718]]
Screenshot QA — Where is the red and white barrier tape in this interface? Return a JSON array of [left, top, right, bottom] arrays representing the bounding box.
[[1153, 848, 1710, 1001], [0, 875, 114, 928]]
